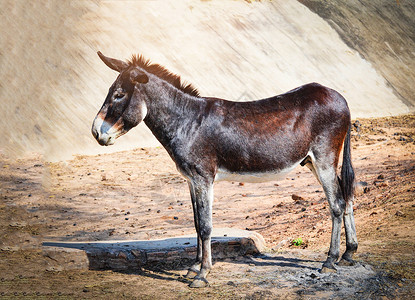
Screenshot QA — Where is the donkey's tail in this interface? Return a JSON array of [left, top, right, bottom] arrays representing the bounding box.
[[340, 123, 355, 203]]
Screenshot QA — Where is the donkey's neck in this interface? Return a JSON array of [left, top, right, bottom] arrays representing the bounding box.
[[142, 79, 206, 155]]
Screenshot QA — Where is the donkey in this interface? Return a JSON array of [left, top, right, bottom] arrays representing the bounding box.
[[92, 51, 358, 288]]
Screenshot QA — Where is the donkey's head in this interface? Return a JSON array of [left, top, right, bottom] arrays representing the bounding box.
[[92, 52, 149, 146]]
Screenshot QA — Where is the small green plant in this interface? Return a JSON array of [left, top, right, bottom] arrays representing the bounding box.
[[292, 237, 303, 246]]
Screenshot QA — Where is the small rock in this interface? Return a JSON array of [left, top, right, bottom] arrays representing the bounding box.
[[377, 174, 384, 180], [355, 181, 368, 194], [353, 120, 361, 132], [239, 182, 244, 186], [292, 194, 305, 201], [395, 210, 405, 217], [1, 246, 19, 252], [9, 222, 27, 228], [173, 216, 178, 220]]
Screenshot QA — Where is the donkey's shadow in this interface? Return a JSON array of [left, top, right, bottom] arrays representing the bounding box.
[[43, 235, 322, 284]]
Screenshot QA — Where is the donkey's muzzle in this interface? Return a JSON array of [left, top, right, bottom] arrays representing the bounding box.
[[92, 117, 116, 146], [98, 134, 115, 146], [92, 128, 115, 146]]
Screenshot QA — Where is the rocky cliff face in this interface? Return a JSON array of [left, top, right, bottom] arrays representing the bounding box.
[[0, 0, 412, 160], [299, 0, 415, 108]]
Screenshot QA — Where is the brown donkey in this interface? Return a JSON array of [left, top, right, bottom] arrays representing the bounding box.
[[92, 52, 357, 288]]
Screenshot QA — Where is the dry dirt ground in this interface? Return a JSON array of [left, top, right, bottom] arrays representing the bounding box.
[[0, 115, 414, 299]]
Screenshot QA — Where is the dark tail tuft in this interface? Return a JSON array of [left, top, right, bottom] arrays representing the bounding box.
[[340, 123, 355, 203]]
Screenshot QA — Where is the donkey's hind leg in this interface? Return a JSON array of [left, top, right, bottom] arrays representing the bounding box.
[[312, 161, 346, 273], [338, 200, 358, 266]]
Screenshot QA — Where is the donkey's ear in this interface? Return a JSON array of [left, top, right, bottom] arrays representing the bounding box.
[[130, 69, 149, 84], [97, 51, 128, 72]]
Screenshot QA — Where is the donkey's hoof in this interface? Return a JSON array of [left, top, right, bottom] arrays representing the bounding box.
[[189, 277, 209, 288], [320, 266, 337, 273], [338, 258, 356, 266], [185, 269, 199, 279]]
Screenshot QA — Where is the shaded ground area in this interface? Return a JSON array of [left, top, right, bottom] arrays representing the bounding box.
[[0, 115, 414, 298]]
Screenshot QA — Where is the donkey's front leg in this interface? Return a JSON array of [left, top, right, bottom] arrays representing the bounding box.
[[185, 181, 202, 279], [189, 180, 214, 288]]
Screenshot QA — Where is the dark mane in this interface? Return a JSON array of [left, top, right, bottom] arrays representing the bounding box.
[[128, 54, 200, 97]]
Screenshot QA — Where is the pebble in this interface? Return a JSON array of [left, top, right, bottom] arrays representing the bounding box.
[[292, 194, 305, 201], [395, 210, 405, 217], [9, 221, 26, 228]]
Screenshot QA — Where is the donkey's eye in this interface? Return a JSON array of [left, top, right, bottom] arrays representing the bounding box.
[[113, 93, 125, 101]]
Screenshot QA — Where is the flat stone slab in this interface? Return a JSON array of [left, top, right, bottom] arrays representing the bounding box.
[[42, 228, 266, 271]]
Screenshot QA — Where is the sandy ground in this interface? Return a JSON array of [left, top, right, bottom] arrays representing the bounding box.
[[0, 115, 414, 298]]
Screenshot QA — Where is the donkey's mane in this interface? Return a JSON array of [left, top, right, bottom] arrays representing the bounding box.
[[128, 54, 200, 97]]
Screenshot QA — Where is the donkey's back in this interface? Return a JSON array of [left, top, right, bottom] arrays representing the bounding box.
[[187, 83, 351, 182]]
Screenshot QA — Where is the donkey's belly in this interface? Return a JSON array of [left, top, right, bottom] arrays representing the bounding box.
[[214, 160, 301, 183]]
